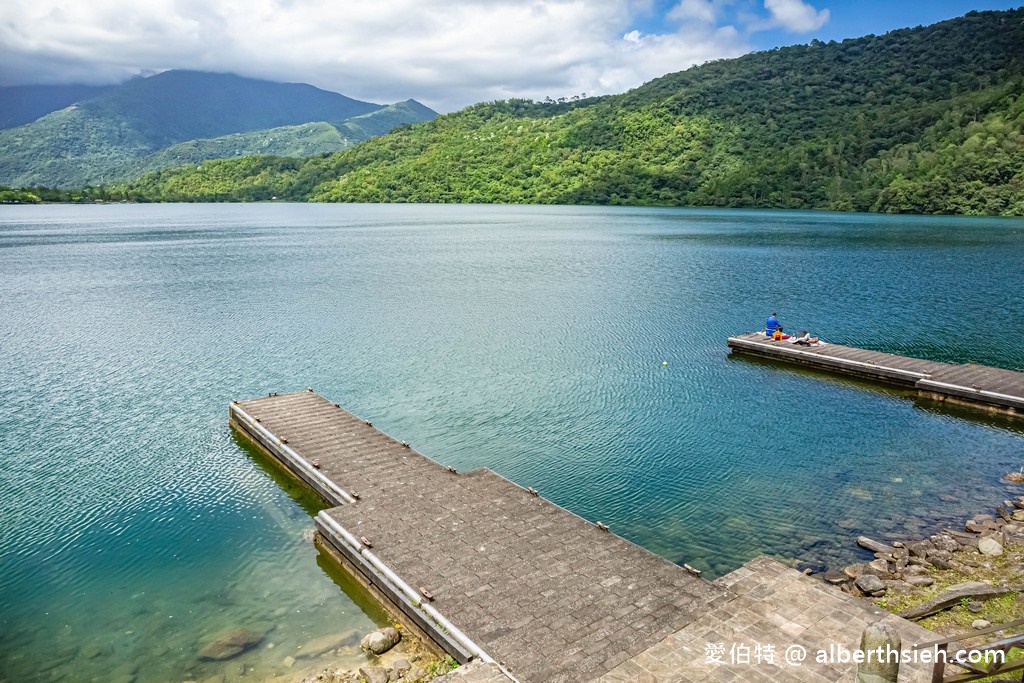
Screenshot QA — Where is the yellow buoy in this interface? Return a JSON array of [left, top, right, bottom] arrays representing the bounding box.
[[662, 361, 668, 366]]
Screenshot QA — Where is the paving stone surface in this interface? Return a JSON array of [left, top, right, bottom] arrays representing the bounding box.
[[236, 392, 942, 683], [596, 556, 939, 682], [236, 391, 723, 682], [434, 661, 510, 682]]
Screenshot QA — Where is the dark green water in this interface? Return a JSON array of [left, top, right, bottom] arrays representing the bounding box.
[[2, 203, 1023, 682]]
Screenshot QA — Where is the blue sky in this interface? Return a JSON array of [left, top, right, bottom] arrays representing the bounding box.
[[0, 0, 1020, 111], [628, 0, 1023, 50], [749, 1, 1022, 47]]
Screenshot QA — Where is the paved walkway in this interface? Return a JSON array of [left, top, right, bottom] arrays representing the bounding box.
[[233, 391, 723, 682], [233, 391, 940, 683], [598, 556, 937, 682]]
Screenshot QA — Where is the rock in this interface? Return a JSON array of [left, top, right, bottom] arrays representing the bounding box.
[[197, 628, 265, 661], [987, 530, 1006, 545], [973, 619, 992, 630], [361, 627, 402, 655], [905, 576, 934, 587], [821, 570, 850, 585], [855, 574, 887, 596], [954, 534, 979, 550], [931, 534, 962, 553], [844, 563, 871, 578], [282, 655, 295, 668], [927, 550, 954, 570], [845, 561, 891, 579], [858, 536, 897, 554], [1013, 498, 1024, 510], [1006, 526, 1024, 547], [904, 564, 929, 576], [978, 537, 1004, 556], [908, 540, 934, 558], [967, 601, 985, 613], [406, 667, 427, 682], [966, 515, 998, 533], [868, 559, 891, 576], [392, 658, 411, 673], [899, 583, 1017, 620], [80, 643, 107, 659], [98, 664, 135, 683], [296, 630, 360, 659], [359, 666, 390, 683]]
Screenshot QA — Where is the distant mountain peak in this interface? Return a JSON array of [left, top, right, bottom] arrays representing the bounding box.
[[0, 71, 436, 188]]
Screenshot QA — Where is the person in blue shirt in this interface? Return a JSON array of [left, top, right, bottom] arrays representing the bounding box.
[[766, 313, 782, 337]]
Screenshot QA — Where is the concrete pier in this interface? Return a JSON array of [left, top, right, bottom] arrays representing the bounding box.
[[231, 389, 939, 682], [728, 332, 1024, 416]]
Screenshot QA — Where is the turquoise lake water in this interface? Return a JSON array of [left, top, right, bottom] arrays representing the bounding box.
[[2, 203, 1023, 682]]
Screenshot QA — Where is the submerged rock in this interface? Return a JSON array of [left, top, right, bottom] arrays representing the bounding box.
[[197, 628, 265, 661], [360, 627, 401, 655], [857, 536, 896, 554], [295, 629, 360, 659]]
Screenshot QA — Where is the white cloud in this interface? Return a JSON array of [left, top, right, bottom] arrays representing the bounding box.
[[668, 0, 722, 24], [763, 0, 829, 32], [0, 0, 760, 112]]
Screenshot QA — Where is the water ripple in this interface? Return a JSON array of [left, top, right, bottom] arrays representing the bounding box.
[[2, 204, 1024, 680]]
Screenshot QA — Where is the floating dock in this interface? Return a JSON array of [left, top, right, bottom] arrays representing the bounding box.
[[230, 389, 937, 682], [727, 332, 1024, 416]]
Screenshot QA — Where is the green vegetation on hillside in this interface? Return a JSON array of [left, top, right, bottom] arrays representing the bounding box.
[[0, 84, 114, 130], [79, 10, 1024, 214], [0, 187, 42, 203], [0, 72, 436, 188]]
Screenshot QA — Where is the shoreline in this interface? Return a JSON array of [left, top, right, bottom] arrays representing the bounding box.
[[812, 488, 1024, 663]]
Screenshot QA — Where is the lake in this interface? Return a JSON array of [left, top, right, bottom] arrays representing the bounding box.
[[1, 203, 1023, 682]]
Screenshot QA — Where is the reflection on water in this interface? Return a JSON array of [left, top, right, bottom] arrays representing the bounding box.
[[1, 203, 1023, 680]]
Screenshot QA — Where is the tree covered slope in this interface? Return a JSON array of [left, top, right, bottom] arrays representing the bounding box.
[[116, 9, 1024, 214], [0, 84, 114, 130], [0, 71, 436, 188]]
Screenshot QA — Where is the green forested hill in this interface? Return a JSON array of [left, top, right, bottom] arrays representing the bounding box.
[[0, 72, 436, 188], [115, 101, 438, 181], [0, 84, 114, 130], [117, 9, 1024, 214]]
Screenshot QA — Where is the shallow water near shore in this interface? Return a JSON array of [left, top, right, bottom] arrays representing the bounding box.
[[1, 203, 1023, 681]]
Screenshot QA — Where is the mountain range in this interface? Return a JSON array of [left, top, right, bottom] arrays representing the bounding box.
[[108, 8, 1024, 216], [0, 71, 437, 188]]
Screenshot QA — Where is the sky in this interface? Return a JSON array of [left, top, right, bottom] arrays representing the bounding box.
[[0, 1, 1021, 112]]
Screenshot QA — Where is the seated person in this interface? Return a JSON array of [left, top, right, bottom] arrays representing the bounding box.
[[792, 330, 819, 346], [765, 313, 782, 338]]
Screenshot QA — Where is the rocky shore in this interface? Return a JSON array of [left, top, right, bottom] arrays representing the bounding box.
[[175, 623, 459, 683], [817, 493, 1024, 644]]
